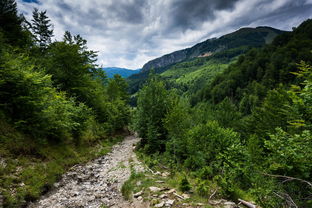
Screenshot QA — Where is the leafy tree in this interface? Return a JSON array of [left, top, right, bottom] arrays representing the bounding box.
[[0, 53, 90, 140], [107, 74, 129, 102], [164, 95, 191, 162], [134, 74, 170, 153]]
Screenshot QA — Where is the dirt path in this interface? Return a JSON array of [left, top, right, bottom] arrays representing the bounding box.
[[28, 135, 147, 208]]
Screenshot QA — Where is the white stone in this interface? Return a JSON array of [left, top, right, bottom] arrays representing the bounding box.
[[133, 190, 143, 197], [166, 189, 176, 194], [162, 172, 170, 177], [155, 201, 165, 207], [149, 186, 162, 192], [159, 194, 167, 199], [224, 201, 237, 208], [165, 199, 175, 206], [182, 193, 190, 199]]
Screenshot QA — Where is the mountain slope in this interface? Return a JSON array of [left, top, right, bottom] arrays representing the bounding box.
[[128, 26, 285, 94], [132, 19, 312, 208], [141, 26, 284, 73], [102, 67, 140, 78]]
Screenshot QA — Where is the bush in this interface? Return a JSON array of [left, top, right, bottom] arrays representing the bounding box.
[[0, 54, 87, 140], [179, 177, 191, 192]]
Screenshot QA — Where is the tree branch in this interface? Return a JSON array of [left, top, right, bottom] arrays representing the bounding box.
[[262, 172, 312, 187]]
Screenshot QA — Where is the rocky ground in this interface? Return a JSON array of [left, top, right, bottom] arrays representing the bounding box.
[[28, 135, 148, 208], [27, 135, 253, 208]]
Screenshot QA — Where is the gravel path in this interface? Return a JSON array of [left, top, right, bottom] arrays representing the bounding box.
[[28, 135, 147, 208]]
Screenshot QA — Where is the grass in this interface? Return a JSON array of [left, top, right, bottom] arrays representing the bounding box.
[[161, 58, 230, 85], [0, 123, 125, 208], [121, 170, 152, 201], [121, 166, 216, 207], [129, 151, 220, 207]]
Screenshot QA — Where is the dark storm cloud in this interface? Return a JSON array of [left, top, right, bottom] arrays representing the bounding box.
[[106, 0, 147, 24], [17, 0, 312, 68], [168, 0, 240, 31]]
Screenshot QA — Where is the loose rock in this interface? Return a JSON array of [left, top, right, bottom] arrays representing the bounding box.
[[155, 201, 165, 208], [27, 136, 146, 208], [165, 199, 175, 206], [133, 190, 143, 198], [149, 186, 162, 192]]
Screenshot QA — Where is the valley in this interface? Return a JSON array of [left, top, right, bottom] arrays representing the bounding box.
[[1, 1, 312, 208]]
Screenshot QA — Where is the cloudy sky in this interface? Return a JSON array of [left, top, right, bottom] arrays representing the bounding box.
[[17, 0, 312, 69]]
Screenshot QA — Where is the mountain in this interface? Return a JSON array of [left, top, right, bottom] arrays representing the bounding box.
[[102, 67, 140, 78], [128, 26, 285, 94], [141, 26, 284, 73]]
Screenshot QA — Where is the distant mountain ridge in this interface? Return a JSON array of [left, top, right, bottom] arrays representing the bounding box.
[[102, 67, 140, 78], [141, 26, 285, 72]]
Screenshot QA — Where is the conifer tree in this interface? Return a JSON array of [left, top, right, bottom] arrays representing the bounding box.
[[0, 0, 27, 45], [31, 8, 53, 47]]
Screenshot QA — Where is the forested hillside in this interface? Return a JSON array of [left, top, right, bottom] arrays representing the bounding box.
[[0, 1, 130, 207], [102, 67, 140, 78], [128, 26, 284, 94], [132, 19, 312, 208]]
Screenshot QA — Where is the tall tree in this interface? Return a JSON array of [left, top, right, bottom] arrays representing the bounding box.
[[0, 0, 29, 46], [31, 8, 53, 48]]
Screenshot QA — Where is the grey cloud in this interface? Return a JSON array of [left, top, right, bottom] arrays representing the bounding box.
[[106, 0, 147, 24], [17, 0, 312, 69], [168, 0, 240, 31]]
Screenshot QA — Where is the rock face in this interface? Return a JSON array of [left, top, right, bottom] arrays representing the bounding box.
[[140, 26, 284, 73], [28, 136, 146, 208], [141, 49, 188, 72]]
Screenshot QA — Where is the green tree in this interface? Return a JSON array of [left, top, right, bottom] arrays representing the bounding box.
[[31, 8, 53, 48], [134, 74, 170, 153], [0, 0, 31, 47], [164, 95, 191, 162], [0, 53, 90, 140], [107, 74, 129, 102]]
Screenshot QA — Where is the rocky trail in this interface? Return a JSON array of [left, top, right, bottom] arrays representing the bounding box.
[[27, 135, 249, 208], [28, 135, 147, 208]]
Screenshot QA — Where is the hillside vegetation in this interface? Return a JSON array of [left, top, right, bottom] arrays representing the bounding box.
[[0, 1, 130, 207], [132, 19, 312, 208], [128, 26, 284, 94], [102, 67, 140, 78]]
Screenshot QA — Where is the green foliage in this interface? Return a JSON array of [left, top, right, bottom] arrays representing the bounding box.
[[133, 20, 312, 208], [128, 26, 283, 95], [0, 0, 31, 47], [185, 121, 240, 171], [265, 128, 312, 177], [31, 8, 53, 48], [121, 171, 147, 200], [0, 1, 131, 206], [179, 177, 191, 192], [164, 96, 191, 163], [197, 20, 312, 108], [133, 74, 171, 153], [0, 53, 88, 140]]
